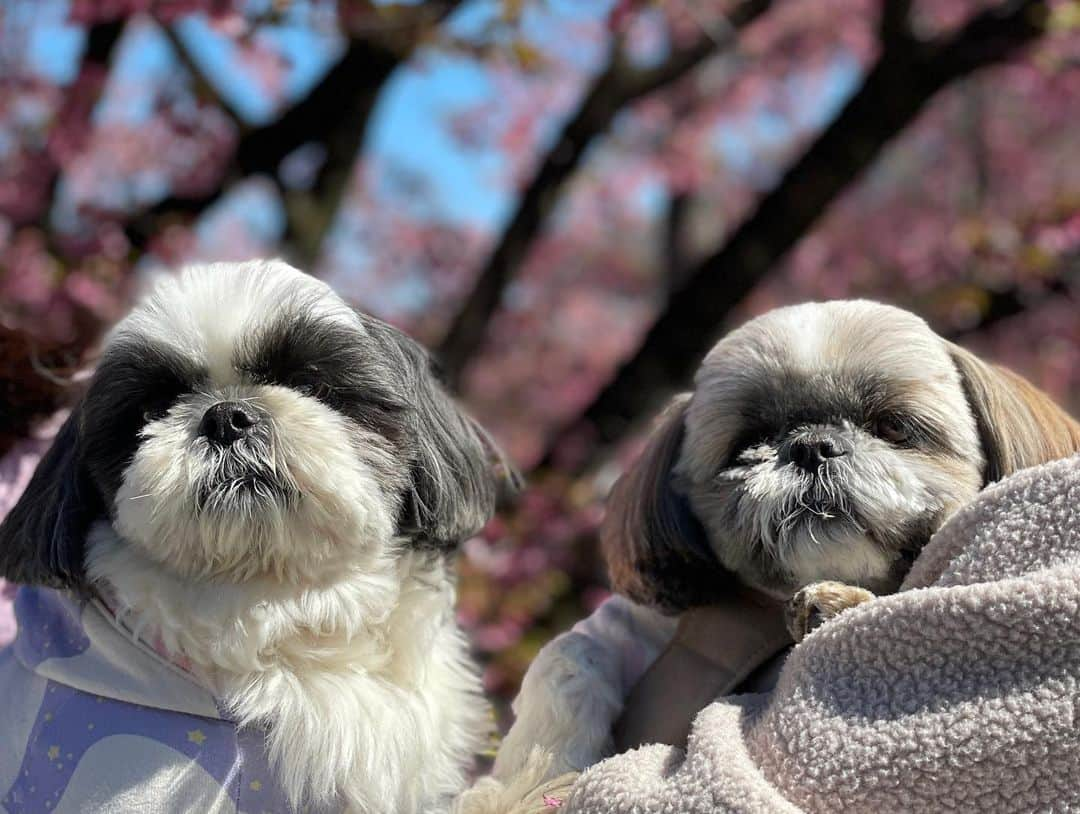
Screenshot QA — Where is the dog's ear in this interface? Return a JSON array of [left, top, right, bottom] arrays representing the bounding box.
[[601, 394, 733, 613], [370, 321, 521, 549], [0, 407, 101, 591], [949, 342, 1080, 484]]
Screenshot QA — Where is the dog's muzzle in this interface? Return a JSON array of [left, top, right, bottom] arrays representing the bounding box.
[[779, 427, 850, 473], [199, 401, 263, 446]]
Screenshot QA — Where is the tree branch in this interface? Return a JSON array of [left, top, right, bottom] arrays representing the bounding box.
[[436, 0, 773, 388], [539, 0, 1048, 471], [22, 19, 124, 232], [663, 191, 692, 294], [126, 0, 464, 257], [161, 24, 225, 113], [878, 0, 913, 42], [126, 36, 399, 249], [272, 38, 403, 264], [84, 19, 125, 66]]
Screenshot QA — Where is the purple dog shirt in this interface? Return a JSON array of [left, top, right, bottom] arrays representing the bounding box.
[[0, 586, 334, 813]]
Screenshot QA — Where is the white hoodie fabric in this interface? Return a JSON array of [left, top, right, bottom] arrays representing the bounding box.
[[0, 585, 325, 814]]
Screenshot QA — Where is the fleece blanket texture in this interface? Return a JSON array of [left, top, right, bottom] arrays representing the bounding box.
[[566, 454, 1080, 814]]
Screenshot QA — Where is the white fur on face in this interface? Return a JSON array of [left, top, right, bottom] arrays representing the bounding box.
[[678, 300, 985, 594], [682, 301, 983, 477], [115, 384, 398, 584], [108, 260, 402, 585]]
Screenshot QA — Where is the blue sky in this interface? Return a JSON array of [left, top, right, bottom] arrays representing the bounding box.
[[360, 0, 617, 230], [18, 0, 85, 84], [366, 53, 511, 228], [20, 0, 625, 234], [174, 13, 345, 126], [20, 0, 861, 253]]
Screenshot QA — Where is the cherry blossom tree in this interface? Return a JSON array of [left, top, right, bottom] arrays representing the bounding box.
[[1, 0, 1078, 698]]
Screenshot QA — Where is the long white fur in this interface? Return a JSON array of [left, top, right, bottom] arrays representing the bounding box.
[[88, 533, 488, 813], [87, 261, 490, 813]]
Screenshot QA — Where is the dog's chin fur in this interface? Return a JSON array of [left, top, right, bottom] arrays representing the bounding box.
[[87, 523, 489, 813], [687, 438, 981, 596], [114, 383, 401, 585]]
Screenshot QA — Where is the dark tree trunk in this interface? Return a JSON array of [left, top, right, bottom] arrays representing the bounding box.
[[436, 0, 774, 388], [125, 37, 400, 255], [122, 0, 470, 257]]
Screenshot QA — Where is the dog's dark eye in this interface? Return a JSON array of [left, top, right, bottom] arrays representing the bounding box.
[[289, 364, 332, 399], [296, 380, 332, 400], [239, 362, 270, 385], [874, 416, 909, 444], [240, 358, 337, 403], [141, 397, 175, 424]]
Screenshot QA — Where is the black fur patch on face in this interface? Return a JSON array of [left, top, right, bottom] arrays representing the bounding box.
[[236, 309, 412, 448], [729, 370, 959, 461], [81, 337, 206, 506]]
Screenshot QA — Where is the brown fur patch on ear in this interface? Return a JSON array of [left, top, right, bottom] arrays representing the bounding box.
[[949, 343, 1080, 483], [600, 395, 733, 613]]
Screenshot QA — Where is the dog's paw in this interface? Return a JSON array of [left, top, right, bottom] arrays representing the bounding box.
[[454, 746, 579, 814], [785, 581, 875, 643], [454, 773, 579, 814]]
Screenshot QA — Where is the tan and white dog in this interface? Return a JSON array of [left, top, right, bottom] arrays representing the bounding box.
[[462, 300, 1080, 813]]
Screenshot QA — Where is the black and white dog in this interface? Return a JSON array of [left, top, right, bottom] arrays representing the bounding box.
[[0, 260, 518, 813]]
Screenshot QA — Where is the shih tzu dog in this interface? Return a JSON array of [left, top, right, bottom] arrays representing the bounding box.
[[474, 300, 1080, 811], [0, 260, 518, 813]]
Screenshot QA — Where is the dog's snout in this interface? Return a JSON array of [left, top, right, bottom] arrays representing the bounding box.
[[199, 401, 261, 445], [783, 432, 847, 472]]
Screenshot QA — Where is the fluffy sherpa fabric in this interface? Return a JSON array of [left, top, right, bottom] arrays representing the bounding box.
[[566, 453, 1080, 814]]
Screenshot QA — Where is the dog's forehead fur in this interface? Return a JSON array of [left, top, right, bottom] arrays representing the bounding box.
[[681, 300, 981, 479], [112, 259, 363, 383]]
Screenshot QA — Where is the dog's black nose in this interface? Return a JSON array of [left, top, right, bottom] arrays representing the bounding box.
[[785, 434, 847, 472], [199, 401, 260, 445]]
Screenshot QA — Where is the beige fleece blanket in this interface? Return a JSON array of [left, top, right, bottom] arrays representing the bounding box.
[[567, 453, 1080, 813]]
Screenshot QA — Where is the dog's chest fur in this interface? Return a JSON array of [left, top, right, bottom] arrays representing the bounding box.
[[87, 526, 490, 814]]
